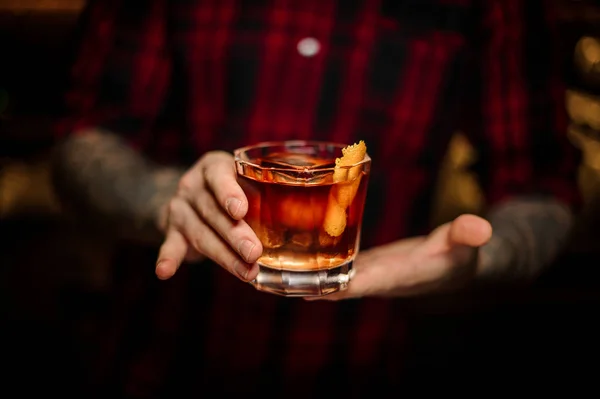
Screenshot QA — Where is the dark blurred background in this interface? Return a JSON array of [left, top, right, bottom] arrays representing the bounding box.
[[1, 0, 600, 393]]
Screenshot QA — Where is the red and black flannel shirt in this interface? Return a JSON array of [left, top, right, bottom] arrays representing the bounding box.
[[56, 0, 581, 397]]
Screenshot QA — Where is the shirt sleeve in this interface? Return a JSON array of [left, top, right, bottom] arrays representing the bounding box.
[[54, 0, 171, 152], [464, 0, 582, 211]]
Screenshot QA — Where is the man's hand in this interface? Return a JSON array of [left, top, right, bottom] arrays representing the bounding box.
[[311, 214, 492, 300], [52, 131, 263, 281], [155, 151, 263, 282]]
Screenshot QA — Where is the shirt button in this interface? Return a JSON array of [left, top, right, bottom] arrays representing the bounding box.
[[297, 37, 320, 57]]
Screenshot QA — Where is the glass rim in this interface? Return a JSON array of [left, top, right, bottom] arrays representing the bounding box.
[[233, 140, 371, 172]]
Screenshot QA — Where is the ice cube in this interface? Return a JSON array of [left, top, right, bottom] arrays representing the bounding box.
[[259, 226, 285, 249], [291, 232, 313, 248], [319, 229, 341, 247], [270, 169, 332, 185], [262, 153, 333, 169], [262, 153, 335, 184]]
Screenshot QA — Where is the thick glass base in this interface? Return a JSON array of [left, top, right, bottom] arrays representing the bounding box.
[[250, 261, 353, 297]]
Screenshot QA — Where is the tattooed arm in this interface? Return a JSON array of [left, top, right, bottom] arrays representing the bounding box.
[[476, 197, 574, 282], [466, 1, 580, 284], [52, 129, 183, 244]]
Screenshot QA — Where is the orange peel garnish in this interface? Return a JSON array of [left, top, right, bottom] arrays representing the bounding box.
[[323, 140, 367, 237]]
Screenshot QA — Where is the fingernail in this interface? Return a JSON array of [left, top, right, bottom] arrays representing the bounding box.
[[226, 198, 242, 218], [233, 260, 249, 280], [238, 240, 256, 262]]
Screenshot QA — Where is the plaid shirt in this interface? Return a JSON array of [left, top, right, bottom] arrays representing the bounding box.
[[57, 0, 580, 397]]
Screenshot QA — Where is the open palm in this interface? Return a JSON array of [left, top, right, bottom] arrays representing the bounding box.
[[313, 214, 493, 300]]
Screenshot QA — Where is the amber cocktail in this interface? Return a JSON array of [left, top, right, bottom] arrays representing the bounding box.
[[234, 141, 370, 297]]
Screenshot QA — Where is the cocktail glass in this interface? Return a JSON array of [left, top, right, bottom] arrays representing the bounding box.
[[234, 140, 371, 297]]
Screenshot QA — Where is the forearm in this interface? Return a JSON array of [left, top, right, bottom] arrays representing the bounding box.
[[51, 128, 183, 243], [476, 196, 574, 282]]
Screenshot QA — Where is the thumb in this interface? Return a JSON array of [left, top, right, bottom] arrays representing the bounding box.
[[448, 214, 492, 247], [421, 214, 493, 254], [156, 229, 189, 280]]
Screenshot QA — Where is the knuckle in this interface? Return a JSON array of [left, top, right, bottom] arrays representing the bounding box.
[[191, 238, 204, 254], [204, 152, 235, 174], [208, 150, 231, 160], [200, 150, 227, 164], [191, 231, 207, 254], [167, 198, 180, 215], [177, 173, 194, 194], [192, 228, 208, 254]]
